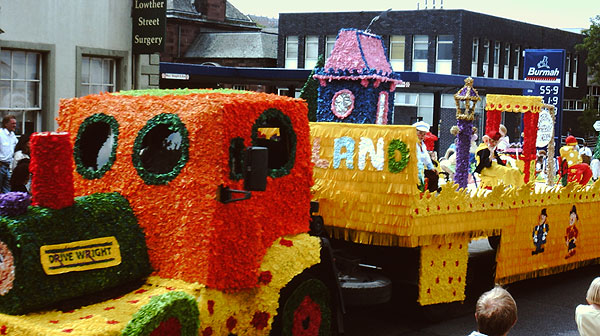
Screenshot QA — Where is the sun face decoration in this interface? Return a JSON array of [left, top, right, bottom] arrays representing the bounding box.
[[331, 89, 355, 119]]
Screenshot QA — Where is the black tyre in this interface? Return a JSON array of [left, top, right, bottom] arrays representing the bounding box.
[[488, 235, 501, 250], [338, 272, 392, 307], [121, 291, 199, 336]]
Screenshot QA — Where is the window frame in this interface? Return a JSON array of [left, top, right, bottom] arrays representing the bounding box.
[[304, 35, 319, 69], [76, 47, 128, 98], [0, 41, 53, 134], [284, 36, 299, 69]]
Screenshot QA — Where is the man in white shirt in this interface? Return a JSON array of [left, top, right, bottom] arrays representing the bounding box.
[[0, 115, 18, 193], [412, 121, 438, 192]]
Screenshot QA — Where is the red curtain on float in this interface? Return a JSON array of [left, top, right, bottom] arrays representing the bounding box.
[[522, 111, 540, 183]]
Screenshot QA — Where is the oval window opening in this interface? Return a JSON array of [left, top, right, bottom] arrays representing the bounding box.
[[252, 109, 296, 178], [139, 124, 183, 174], [74, 114, 119, 179], [133, 114, 189, 185]]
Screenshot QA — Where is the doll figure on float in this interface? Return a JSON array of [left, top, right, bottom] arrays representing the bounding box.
[[474, 131, 523, 189]]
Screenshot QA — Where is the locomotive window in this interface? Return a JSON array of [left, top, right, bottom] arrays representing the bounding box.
[[251, 109, 296, 178], [74, 113, 119, 179], [132, 113, 189, 185]]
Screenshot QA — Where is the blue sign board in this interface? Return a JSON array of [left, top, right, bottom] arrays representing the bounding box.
[[522, 49, 565, 153]]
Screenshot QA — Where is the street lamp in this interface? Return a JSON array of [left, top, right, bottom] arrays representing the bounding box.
[[453, 77, 480, 189], [454, 77, 480, 120]]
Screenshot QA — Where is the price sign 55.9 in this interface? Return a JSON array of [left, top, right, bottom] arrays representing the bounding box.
[[538, 84, 560, 108]]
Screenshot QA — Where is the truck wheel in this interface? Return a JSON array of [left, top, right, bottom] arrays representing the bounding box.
[[339, 272, 392, 307], [271, 273, 335, 336], [121, 291, 199, 336]]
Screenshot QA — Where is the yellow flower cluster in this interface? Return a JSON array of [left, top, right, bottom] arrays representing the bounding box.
[[0, 233, 321, 335]]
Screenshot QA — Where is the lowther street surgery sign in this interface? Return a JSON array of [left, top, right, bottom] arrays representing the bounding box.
[[132, 0, 166, 54]]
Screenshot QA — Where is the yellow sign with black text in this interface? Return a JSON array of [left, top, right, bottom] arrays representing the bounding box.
[[40, 237, 122, 275]]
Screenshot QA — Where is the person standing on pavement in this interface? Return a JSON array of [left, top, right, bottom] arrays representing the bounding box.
[[575, 277, 600, 336], [0, 115, 18, 193], [469, 286, 518, 336]]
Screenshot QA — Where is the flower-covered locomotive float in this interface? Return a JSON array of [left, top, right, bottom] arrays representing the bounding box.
[[0, 90, 341, 335]]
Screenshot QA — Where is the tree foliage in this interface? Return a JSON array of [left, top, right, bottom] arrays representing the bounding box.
[[299, 54, 325, 122], [577, 15, 600, 85], [577, 95, 598, 138]]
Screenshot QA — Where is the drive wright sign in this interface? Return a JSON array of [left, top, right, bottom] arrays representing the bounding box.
[[132, 0, 166, 54]]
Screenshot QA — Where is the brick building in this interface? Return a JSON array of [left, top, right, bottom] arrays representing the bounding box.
[[278, 9, 589, 150]]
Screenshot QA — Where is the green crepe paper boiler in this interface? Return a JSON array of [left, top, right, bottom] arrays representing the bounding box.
[[0, 192, 152, 315]]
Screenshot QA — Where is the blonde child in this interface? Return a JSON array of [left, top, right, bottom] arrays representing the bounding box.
[[575, 277, 600, 335]]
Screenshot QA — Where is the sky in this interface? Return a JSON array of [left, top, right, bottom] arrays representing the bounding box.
[[231, 0, 598, 30]]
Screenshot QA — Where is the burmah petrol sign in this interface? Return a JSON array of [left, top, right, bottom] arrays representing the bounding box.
[[523, 49, 565, 151]]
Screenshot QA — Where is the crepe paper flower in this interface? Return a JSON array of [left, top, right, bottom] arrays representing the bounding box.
[[250, 311, 270, 330], [258, 271, 273, 285], [0, 192, 30, 216], [226, 316, 237, 332]]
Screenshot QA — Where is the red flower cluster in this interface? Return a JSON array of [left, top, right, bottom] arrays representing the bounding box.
[[30, 132, 74, 209]]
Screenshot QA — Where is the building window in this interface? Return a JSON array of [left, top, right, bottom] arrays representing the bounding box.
[[232, 85, 246, 91], [563, 99, 584, 111], [503, 44, 510, 79], [412, 35, 428, 72], [285, 36, 298, 69], [81, 56, 115, 96], [435, 35, 453, 74], [471, 38, 479, 77], [304, 35, 319, 69], [573, 55, 578, 88], [493, 42, 500, 78], [389, 35, 405, 71], [565, 53, 571, 87], [482, 40, 490, 77], [394, 92, 434, 126], [513, 46, 521, 79], [325, 35, 336, 59], [0, 49, 41, 135]]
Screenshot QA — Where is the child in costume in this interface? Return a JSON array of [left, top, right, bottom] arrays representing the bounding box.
[[474, 131, 523, 189]]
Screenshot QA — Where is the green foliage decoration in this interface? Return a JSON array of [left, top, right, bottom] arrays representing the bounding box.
[[121, 291, 200, 336], [0, 192, 152, 315], [251, 108, 297, 178], [387, 139, 410, 173]]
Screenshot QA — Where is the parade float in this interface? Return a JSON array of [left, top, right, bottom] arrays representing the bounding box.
[[0, 91, 341, 335], [0, 26, 596, 336], [309, 28, 600, 307]]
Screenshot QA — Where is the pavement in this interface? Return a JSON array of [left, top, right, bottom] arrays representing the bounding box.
[[342, 239, 597, 335]]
